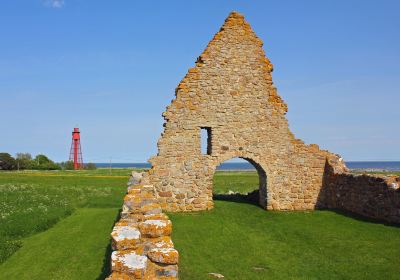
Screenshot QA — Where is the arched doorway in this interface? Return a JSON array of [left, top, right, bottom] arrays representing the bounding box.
[[213, 157, 267, 208]]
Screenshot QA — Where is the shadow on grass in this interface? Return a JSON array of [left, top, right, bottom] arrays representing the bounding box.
[[213, 190, 261, 207], [214, 191, 400, 228], [96, 209, 122, 280], [320, 208, 400, 228]]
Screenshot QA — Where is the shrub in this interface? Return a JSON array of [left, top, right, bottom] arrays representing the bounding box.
[[32, 154, 61, 170], [15, 153, 33, 170], [61, 161, 74, 170], [85, 163, 97, 170], [0, 153, 16, 170]]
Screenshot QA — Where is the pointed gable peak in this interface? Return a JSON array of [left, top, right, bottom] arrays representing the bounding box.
[[197, 11, 264, 65], [213, 11, 263, 48], [226, 11, 245, 20], [221, 11, 250, 31]]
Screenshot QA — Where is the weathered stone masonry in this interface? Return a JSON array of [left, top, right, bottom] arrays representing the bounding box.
[[107, 172, 179, 279], [321, 162, 400, 224], [139, 11, 399, 224], [141, 12, 348, 212]]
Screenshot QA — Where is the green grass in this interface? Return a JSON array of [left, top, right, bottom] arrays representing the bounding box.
[[213, 171, 259, 194], [169, 201, 400, 280], [0, 167, 136, 177], [170, 170, 400, 280], [0, 169, 399, 280], [0, 169, 130, 267], [0, 208, 118, 279]]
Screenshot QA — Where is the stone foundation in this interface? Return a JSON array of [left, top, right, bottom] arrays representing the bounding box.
[[107, 172, 179, 279]]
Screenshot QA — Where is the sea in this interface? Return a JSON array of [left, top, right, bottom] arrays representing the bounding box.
[[95, 161, 400, 171]]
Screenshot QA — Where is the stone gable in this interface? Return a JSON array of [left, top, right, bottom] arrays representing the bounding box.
[[142, 11, 346, 212]]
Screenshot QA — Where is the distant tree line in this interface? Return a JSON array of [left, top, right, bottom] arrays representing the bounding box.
[[0, 152, 96, 171]]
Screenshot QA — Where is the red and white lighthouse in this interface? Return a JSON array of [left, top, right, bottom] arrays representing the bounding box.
[[69, 127, 83, 169]]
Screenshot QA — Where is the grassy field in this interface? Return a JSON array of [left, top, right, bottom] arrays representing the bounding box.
[[0, 169, 399, 279], [0, 169, 130, 279], [213, 171, 259, 194], [170, 202, 400, 280], [169, 171, 400, 279]]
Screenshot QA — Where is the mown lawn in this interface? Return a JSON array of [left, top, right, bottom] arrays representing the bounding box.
[[0, 169, 399, 280], [0, 169, 130, 279], [169, 201, 400, 280], [0, 208, 118, 279], [213, 171, 259, 194], [168, 171, 400, 279]]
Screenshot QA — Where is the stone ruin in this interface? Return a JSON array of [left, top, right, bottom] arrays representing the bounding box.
[[107, 173, 179, 279], [107, 11, 399, 280], [141, 11, 346, 212]]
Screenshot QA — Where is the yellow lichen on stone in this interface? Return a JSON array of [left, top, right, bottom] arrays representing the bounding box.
[[147, 248, 179, 265], [108, 177, 179, 279], [138, 219, 172, 238], [143, 11, 348, 213]]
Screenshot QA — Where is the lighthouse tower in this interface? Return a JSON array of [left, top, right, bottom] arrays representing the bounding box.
[[69, 127, 84, 169]]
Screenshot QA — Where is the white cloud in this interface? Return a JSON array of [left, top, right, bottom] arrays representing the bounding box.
[[44, 0, 65, 8]]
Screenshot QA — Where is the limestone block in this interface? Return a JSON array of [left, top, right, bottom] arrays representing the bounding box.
[[111, 251, 148, 279], [141, 236, 175, 253], [138, 219, 172, 238], [149, 261, 179, 279], [106, 272, 134, 280], [159, 191, 173, 197], [208, 272, 225, 278], [147, 248, 179, 264], [111, 226, 141, 250], [129, 171, 143, 186], [138, 203, 162, 215], [127, 187, 142, 195], [143, 213, 169, 221], [119, 213, 145, 223], [115, 219, 138, 227], [123, 194, 156, 212]]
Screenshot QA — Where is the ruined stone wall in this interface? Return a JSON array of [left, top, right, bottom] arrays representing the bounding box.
[[142, 12, 347, 212], [320, 164, 400, 224], [107, 172, 179, 279]]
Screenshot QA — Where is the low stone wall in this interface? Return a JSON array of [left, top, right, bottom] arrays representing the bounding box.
[[322, 163, 400, 224], [107, 172, 179, 279]]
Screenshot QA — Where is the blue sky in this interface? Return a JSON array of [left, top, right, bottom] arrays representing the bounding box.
[[0, 0, 399, 162]]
